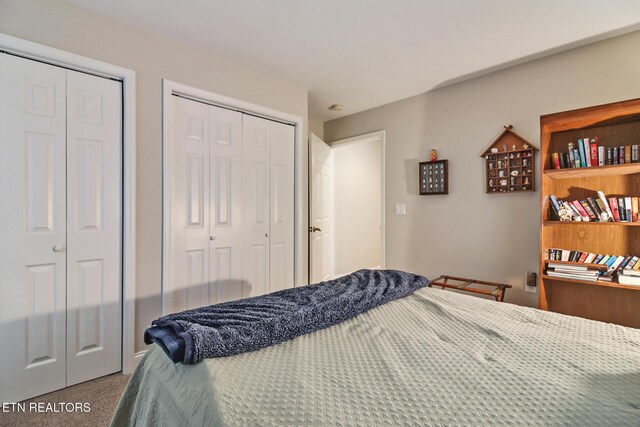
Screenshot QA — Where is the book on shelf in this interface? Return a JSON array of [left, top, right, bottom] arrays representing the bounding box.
[[597, 146, 605, 166], [620, 268, 640, 277], [590, 140, 598, 166], [626, 146, 632, 164], [597, 191, 614, 219], [578, 139, 587, 167], [617, 273, 640, 286], [618, 197, 626, 222], [546, 270, 599, 281], [584, 253, 597, 263], [610, 197, 620, 221], [567, 142, 576, 166]]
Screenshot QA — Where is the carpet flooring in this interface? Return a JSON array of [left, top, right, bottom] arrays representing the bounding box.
[[0, 373, 130, 427]]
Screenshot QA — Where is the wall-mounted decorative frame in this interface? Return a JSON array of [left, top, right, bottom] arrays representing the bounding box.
[[419, 159, 448, 195], [481, 125, 538, 193]]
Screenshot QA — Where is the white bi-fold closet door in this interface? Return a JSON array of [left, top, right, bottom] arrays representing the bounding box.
[[165, 96, 294, 315], [0, 54, 122, 403]]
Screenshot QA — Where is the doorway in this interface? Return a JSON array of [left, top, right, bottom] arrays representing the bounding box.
[[309, 131, 385, 283]]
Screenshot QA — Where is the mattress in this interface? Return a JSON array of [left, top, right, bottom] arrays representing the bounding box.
[[111, 287, 640, 426]]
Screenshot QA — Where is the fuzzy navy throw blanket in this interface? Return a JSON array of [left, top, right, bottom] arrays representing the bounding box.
[[144, 269, 429, 364]]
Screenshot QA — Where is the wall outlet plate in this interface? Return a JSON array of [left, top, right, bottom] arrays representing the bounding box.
[[525, 271, 537, 294], [395, 204, 406, 215]]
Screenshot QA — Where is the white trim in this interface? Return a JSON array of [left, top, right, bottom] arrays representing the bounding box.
[[0, 33, 138, 375], [327, 130, 386, 270], [162, 79, 306, 314]]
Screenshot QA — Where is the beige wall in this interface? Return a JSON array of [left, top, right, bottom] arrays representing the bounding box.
[[325, 31, 640, 307], [332, 138, 382, 276], [310, 118, 324, 140], [0, 0, 309, 353]]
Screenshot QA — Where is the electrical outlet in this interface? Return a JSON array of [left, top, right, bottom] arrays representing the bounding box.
[[395, 204, 406, 215], [525, 271, 537, 294]]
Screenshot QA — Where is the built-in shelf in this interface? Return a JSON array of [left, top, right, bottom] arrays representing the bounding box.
[[543, 220, 640, 226], [542, 275, 640, 292], [544, 162, 640, 179]]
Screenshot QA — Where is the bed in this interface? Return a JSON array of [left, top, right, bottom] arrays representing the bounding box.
[[112, 275, 640, 426]]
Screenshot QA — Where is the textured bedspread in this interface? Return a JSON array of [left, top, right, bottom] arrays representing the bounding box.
[[112, 287, 640, 426], [144, 269, 428, 363]]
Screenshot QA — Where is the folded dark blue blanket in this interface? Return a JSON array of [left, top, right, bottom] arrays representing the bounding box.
[[144, 269, 429, 364]]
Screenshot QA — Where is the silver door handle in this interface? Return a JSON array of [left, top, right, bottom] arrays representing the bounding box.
[[210, 236, 216, 241], [309, 226, 322, 232], [265, 233, 269, 238], [52, 244, 65, 252]]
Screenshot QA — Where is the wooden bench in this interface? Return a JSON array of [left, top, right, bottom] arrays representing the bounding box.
[[429, 275, 512, 302]]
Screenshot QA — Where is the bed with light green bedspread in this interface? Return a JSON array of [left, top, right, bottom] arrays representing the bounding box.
[[112, 287, 640, 426]]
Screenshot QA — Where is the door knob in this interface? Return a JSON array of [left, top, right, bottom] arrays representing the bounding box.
[[52, 244, 65, 252], [265, 233, 269, 238], [210, 236, 216, 241], [309, 226, 322, 232]]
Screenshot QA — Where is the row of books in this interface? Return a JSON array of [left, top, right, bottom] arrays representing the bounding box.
[[548, 191, 640, 222], [545, 248, 640, 285], [550, 137, 640, 169]]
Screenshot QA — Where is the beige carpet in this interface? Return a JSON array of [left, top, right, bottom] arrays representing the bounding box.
[[0, 373, 130, 427]]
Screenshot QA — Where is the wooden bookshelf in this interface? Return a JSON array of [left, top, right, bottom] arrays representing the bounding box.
[[539, 98, 640, 328]]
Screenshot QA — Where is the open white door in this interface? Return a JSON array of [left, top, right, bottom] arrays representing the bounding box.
[[309, 134, 334, 283]]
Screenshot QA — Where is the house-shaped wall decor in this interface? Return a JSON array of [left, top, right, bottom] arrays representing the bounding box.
[[481, 125, 538, 193]]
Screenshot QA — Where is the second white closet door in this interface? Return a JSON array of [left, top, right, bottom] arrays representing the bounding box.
[[209, 106, 244, 303], [168, 97, 244, 313], [242, 115, 294, 297], [66, 70, 122, 386]]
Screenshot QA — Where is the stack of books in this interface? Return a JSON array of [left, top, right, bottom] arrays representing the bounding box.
[[550, 137, 640, 169], [618, 269, 640, 287], [549, 191, 640, 222], [546, 262, 600, 281], [545, 248, 640, 282]]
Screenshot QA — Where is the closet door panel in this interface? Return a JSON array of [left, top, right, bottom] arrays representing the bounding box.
[[167, 97, 211, 314], [209, 106, 243, 303], [0, 54, 67, 402], [66, 70, 122, 385], [269, 123, 295, 292], [242, 115, 271, 297]]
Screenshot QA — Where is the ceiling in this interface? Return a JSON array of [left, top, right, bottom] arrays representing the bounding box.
[[69, 0, 640, 122]]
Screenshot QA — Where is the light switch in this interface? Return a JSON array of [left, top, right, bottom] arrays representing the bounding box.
[[395, 204, 406, 215]]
